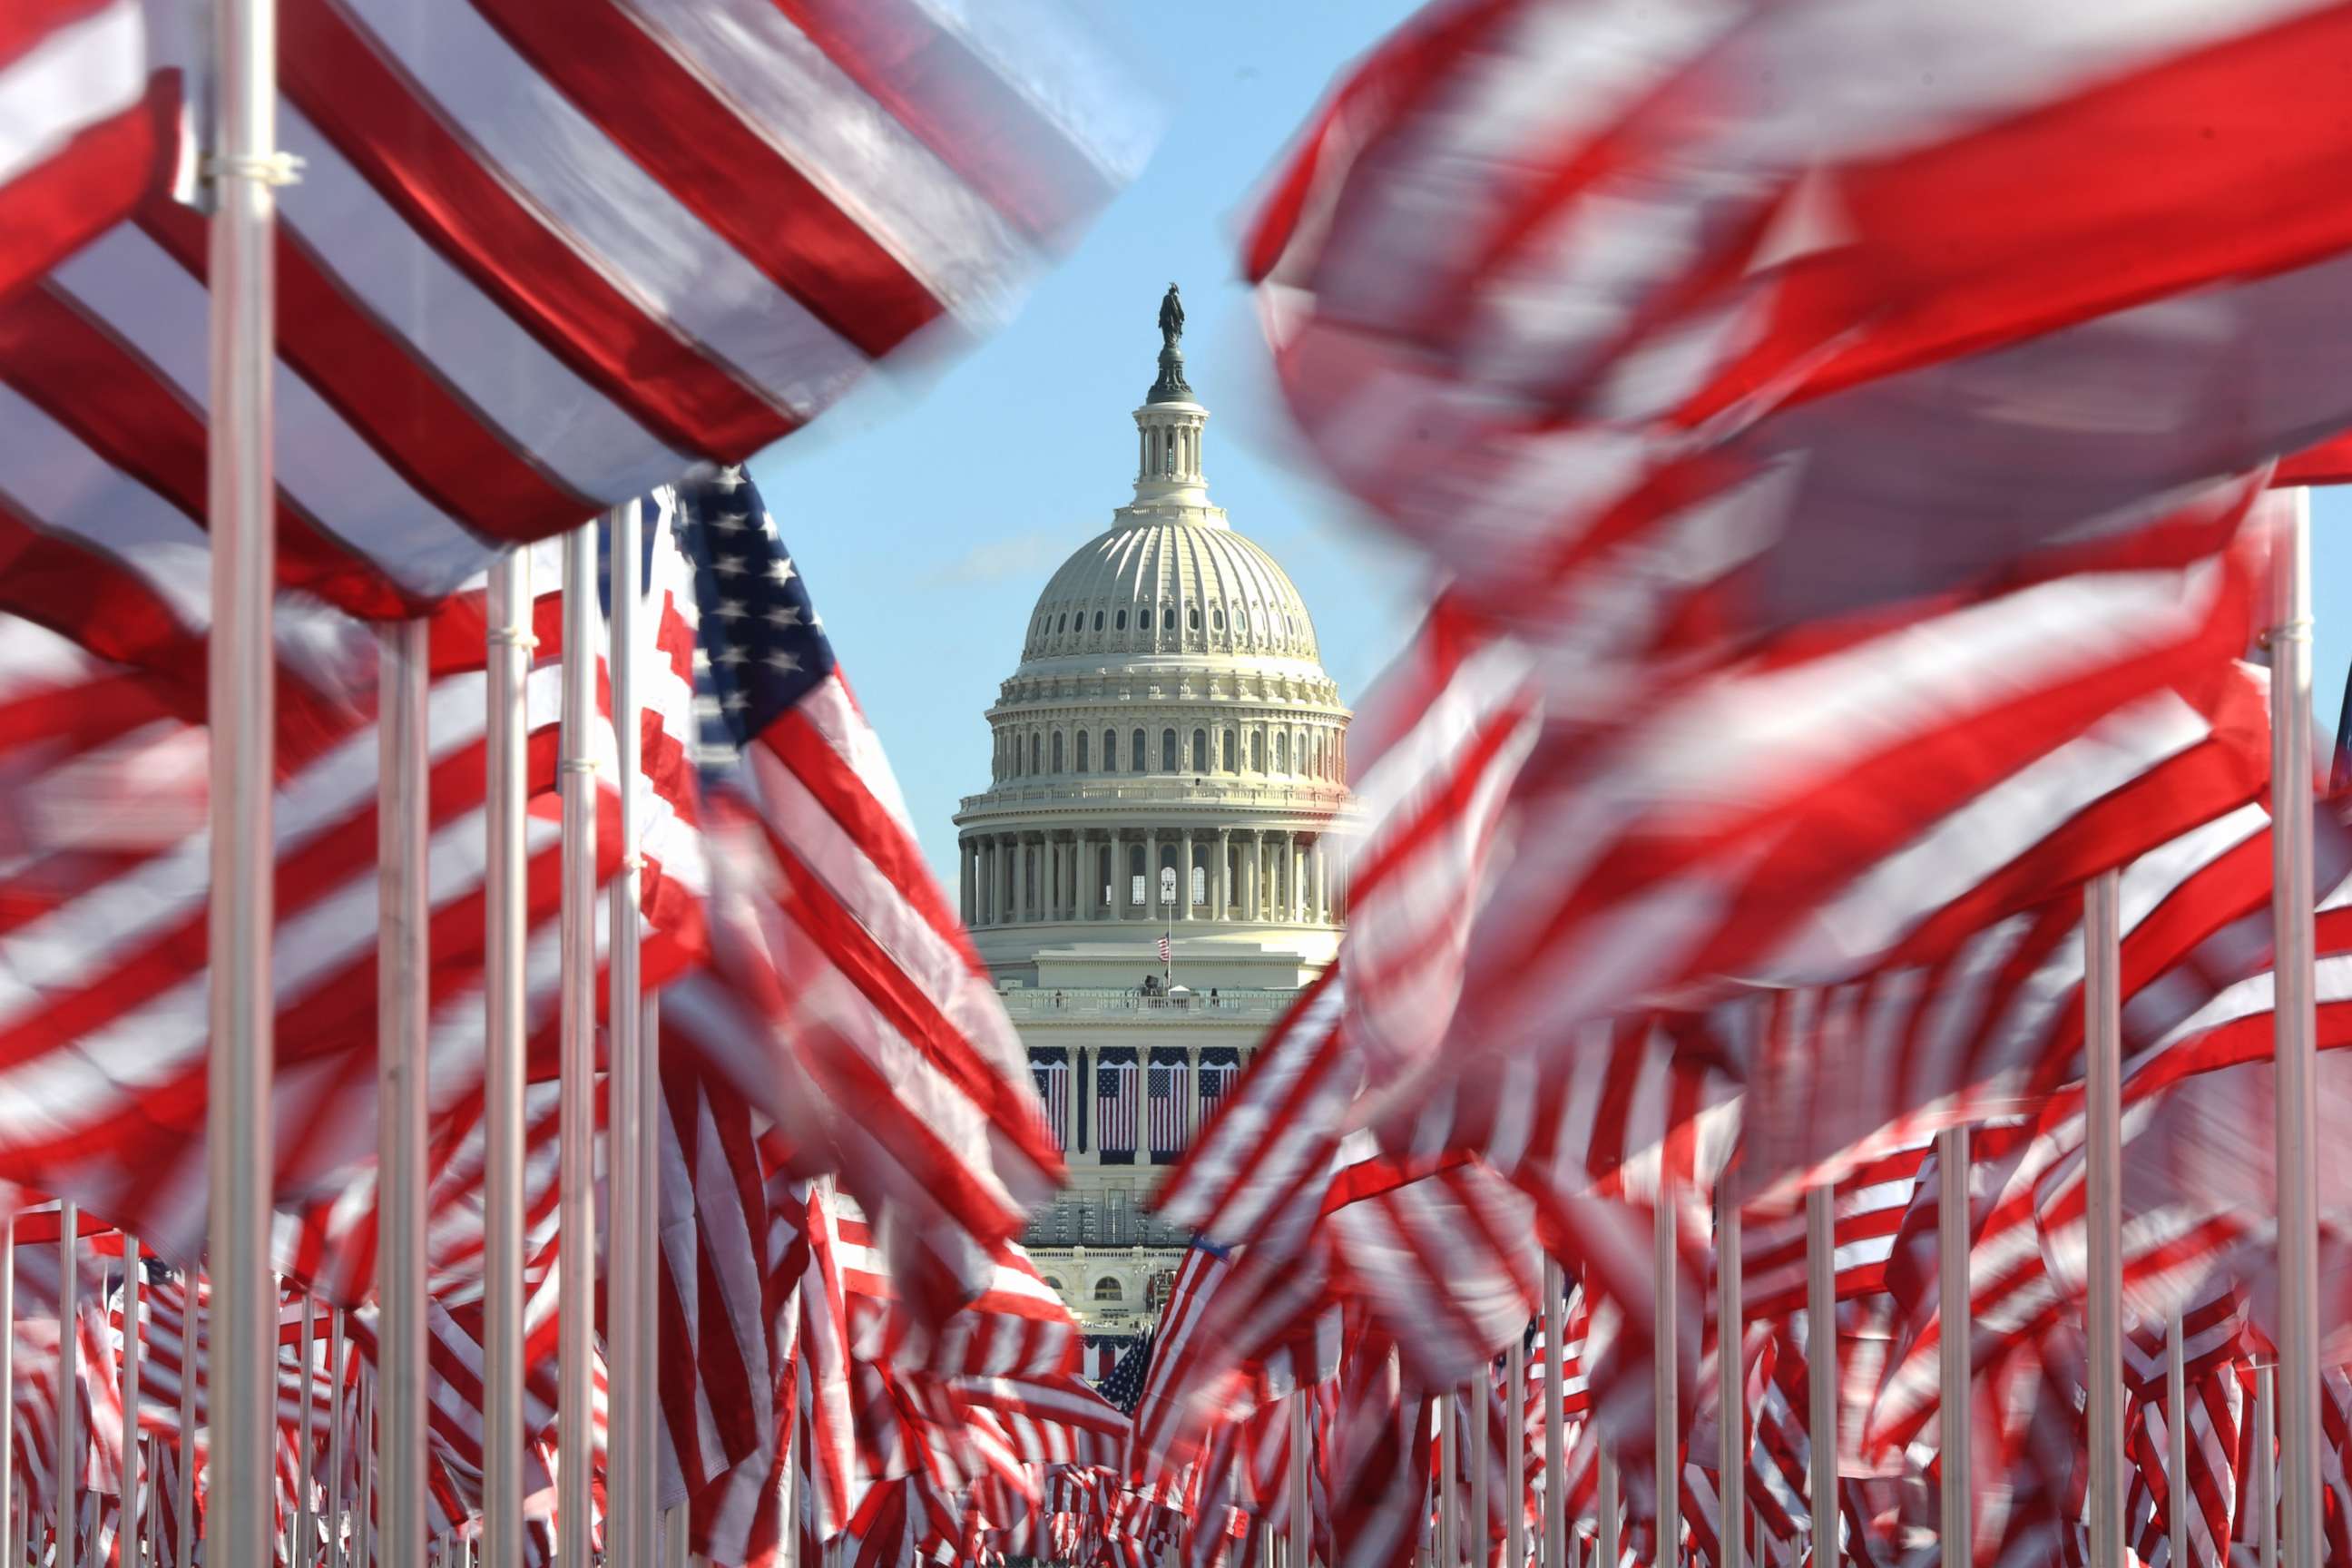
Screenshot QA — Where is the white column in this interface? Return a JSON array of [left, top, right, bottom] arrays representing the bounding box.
[[1181, 831, 1195, 920], [1217, 829, 1232, 920], [2271, 487, 2320, 1568], [557, 525, 599, 1568], [1082, 835, 1098, 921], [1244, 832, 1260, 921]]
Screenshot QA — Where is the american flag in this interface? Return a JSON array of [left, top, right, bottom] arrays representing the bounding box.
[[1093, 1051, 1138, 1165], [661, 466, 1062, 1318], [1099, 1334, 1155, 1417], [1032, 1050, 1073, 1155], [0, 1, 1155, 660], [1146, 1051, 1190, 1164], [1195, 1049, 1239, 1126], [1158, 935, 1172, 965]]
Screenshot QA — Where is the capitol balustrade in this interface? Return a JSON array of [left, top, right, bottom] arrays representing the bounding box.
[[958, 775, 1347, 816], [996, 985, 1295, 1022], [1023, 1190, 1192, 1250]]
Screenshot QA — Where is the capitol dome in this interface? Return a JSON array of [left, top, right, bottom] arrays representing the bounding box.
[[953, 288, 1358, 987]]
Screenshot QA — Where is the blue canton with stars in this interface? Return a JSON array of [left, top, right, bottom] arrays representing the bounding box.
[[672, 466, 838, 778]]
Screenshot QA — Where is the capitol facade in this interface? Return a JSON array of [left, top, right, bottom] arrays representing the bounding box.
[[955, 289, 1357, 1335]]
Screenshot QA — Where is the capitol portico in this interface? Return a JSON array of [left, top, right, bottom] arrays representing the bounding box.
[[955, 288, 1357, 1334]]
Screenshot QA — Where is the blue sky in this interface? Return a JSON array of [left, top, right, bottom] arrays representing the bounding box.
[[748, 1, 2352, 889], [746, 0, 1429, 887]]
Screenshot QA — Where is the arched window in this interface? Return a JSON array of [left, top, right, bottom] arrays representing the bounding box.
[[1188, 606, 1200, 632], [1162, 606, 1176, 632], [1240, 609, 1251, 637], [1115, 610, 1127, 631], [1056, 612, 1067, 633], [1132, 729, 1147, 772], [1076, 730, 1090, 773], [1093, 1278, 1123, 1304], [1051, 731, 1063, 773], [1031, 733, 1042, 773], [1212, 608, 1225, 632], [1093, 610, 1104, 632], [1044, 1276, 1066, 1293], [1250, 731, 1263, 771], [1191, 729, 1208, 772], [1161, 729, 1178, 772], [1222, 730, 1236, 771], [1102, 729, 1118, 773], [1274, 732, 1289, 773]]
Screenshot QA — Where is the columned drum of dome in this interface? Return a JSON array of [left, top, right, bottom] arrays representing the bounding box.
[[954, 293, 1357, 1328]]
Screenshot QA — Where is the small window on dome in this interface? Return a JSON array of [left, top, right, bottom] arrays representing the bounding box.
[[1056, 612, 1067, 633], [1239, 609, 1251, 636], [1211, 608, 1224, 632], [1188, 606, 1200, 632], [1093, 611, 1104, 632], [1076, 731, 1089, 773], [1115, 610, 1127, 631], [1102, 729, 1117, 773], [1162, 606, 1175, 632]]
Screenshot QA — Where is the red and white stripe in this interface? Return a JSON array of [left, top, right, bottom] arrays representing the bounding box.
[[667, 652, 1062, 1322], [0, 0, 1152, 646], [0, 1, 164, 304]]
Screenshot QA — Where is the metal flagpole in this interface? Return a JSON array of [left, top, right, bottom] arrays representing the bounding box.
[[327, 1305, 346, 1568], [175, 1286, 197, 1564], [378, 614, 430, 1568], [1289, 1392, 1312, 1568], [58, 1204, 76, 1568], [558, 523, 602, 1568], [2259, 1362, 2279, 1568], [294, 1290, 314, 1568], [608, 498, 650, 1568], [1440, 1393, 1458, 1568], [2166, 1311, 2188, 1568], [1544, 1264, 1564, 1568], [121, 1240, 141, 1568], [1716, 1176, 1742, 1568], [665, 1499, 688, 1567], [0, 1217, 11, 1563], [355, 1373, 375, 1568], [2269, 486, 2320, 1568], [1473, 1376, 1492, 1568], [1597, 1445, 1618, 1568], [1803, 1186, 1837, 1567], [1936, 1126, 1970, 1566], [1654, 1198, 1678, 1568], [2085, 867, 2124, 1568], [205, 0, 284, 1555], [1507, 1333, 1526, 1568], [636, 985, 662, 1555], [485, 543, 533, 1565]]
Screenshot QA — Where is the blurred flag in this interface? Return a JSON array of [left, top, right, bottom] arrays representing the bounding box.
[[0, 0, 1156, 653], [1100, 1333, 1155, 1417], [0, 0, 166, 301]]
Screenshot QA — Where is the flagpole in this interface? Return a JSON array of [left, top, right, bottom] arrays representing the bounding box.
[[1474, 1376, 1492, 1568], [57, 1204, 76, 1568], [1440, 1393, 1459, 1568], [2258, 1362, 2278, 1568], [485, 544, 533, 1567], [1542, 1261, 1564, 1568], [2085, 867, 2124, 1568], [0, 1216, 9, 1563], [1596, 1442, 1618, 1568], [2165, 1310, 2187, 1568], [326, 1304, 346, 1568], [175, 1285, 197, 1565], [293, 1289, 313, 1568], [1803, 1184, 1837, 1567], [1289, 1392, 1311, 1568], [1936, 1125, 1970, 1565], [1654, 1196, 1677, 1568], [377, 613, 430, 1568], [121, 1236, 141, 1568], [1507, 1332, 1526, 1568], [204, 0, 282, 1557], [1715, 1174, 1742, 1568], [608, 493, 650, 1568], [558, 522, 602, 1568], [2269, 485, 2320, 1568]]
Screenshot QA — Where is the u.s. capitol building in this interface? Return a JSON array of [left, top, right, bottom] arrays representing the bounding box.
[[953, 289, 1357, 1334]]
